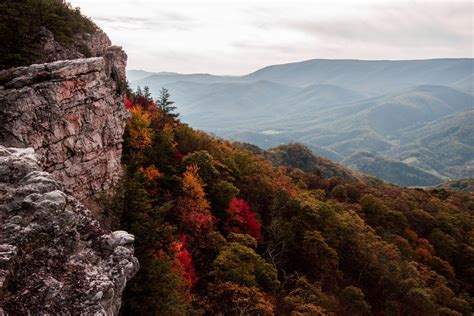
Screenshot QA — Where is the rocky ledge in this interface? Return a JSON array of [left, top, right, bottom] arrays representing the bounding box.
[[0, 47, 129, 209], [37, 26, 112, 64], [0, 146, 139, 315]]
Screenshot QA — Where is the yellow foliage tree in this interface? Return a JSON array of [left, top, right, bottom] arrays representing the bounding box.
[[127, 106, 153, 153], [182, 164, 210, 212]]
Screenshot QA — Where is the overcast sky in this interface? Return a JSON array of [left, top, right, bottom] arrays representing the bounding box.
[[69, 0, 473, 75]]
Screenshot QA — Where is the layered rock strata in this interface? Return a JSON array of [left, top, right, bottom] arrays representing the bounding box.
[[0, 47, 129, 207]]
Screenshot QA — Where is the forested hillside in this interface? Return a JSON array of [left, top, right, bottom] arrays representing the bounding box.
[[129, 60, 474, 186], [108, 88, 474, 315]]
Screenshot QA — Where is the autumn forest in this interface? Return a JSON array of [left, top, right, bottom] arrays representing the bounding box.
[[102, 86, 474, 315]]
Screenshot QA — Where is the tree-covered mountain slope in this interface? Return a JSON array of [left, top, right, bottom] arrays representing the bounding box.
[[111, 89, 474, 315], [434, 178, 474, 193], [343, 152, 445, 187]]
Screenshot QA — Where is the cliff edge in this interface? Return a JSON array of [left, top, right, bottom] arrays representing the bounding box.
[[0, 46, 128, 208], [0, 8, 138, 314]]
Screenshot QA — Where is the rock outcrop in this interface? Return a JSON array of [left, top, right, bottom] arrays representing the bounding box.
[[0, 19, 138, 314], [0, 146, 139, 314], [37, 26, 112, 64], [0, 47, 129, 208]]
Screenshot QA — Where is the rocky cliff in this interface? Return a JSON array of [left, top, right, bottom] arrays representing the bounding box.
[[0, 146, 138, 315], [0, 47, 128, 208], [0, 21, 138, 315]]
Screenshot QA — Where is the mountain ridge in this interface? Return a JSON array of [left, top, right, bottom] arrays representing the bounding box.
[[129, 58, 473, 186]]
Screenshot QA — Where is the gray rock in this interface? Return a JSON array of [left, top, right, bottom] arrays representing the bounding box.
[[0, 146, 139, 315], [0, 23, 137, 315], [103, 231, 136, 250], [0, 48, 130, 209], [36, 26, 112, 64]]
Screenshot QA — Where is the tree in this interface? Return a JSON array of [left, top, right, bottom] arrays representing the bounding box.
[[282, 276, 337, 315], [124, 95, 133, 109], [172, 235, 199, 288], [339, 286, 371, 315], [125, 106, 153, 159], [136, 85, 143, 97], [302, 230, 339, 283], [122, 253, 191, 315], [143, 85, 153, 102], [211, 241, 280, 292], [177, 164, 215, 243], [208, 282, 274, 315], [157, 88, 179, 118], [182, 150, 219, 183], [225, 198, 261, 240], [118, 173, 187, 314], [209, 180, 239, 218], [181, 164, 210, 212], [139, 165, 161, 182]]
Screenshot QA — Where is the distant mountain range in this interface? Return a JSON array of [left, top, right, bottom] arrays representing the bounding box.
[[128, 58, 474, 186]]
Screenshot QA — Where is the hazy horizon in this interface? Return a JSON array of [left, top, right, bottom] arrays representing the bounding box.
[[128, 56, 474, 75], [69, 0, 473, 75]]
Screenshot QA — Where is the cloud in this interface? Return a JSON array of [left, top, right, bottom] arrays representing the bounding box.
[[92, 10, 197, 31], [269, 2, 472, 46], [70, 0, 473, 74]]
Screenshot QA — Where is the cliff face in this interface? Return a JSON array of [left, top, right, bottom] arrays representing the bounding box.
[[0, 146, 139, 315], [0, 47, 129, 207], [0, 23, 138, 314]]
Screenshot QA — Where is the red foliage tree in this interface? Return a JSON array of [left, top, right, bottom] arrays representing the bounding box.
[[134, 95, 150, 108], [225, 198, 261, 240], [124, 95, 133, 109], [173, 235, 199, 288], [181, 210, 214, 233]]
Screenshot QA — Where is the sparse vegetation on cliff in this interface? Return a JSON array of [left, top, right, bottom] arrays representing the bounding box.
[[0, 0, 97, 69]]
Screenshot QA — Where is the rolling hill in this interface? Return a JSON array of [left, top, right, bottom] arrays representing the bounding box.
[[128, 58, 474, 186], [343, 152, 445, 187], [242, 58, 473, 94]]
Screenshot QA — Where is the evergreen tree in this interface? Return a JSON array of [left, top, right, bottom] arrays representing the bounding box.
[[143, 86, 153, 102], [157, 88, 179, 118], [136, 85, 143, 97]]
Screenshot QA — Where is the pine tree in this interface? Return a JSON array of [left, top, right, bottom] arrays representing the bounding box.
[[143, 86, 153, 102], [157, 88, 179, 118], [136, 85, 143, 97]]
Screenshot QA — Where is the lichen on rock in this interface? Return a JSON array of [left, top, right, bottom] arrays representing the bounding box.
[[0, 146, 139, 315]]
